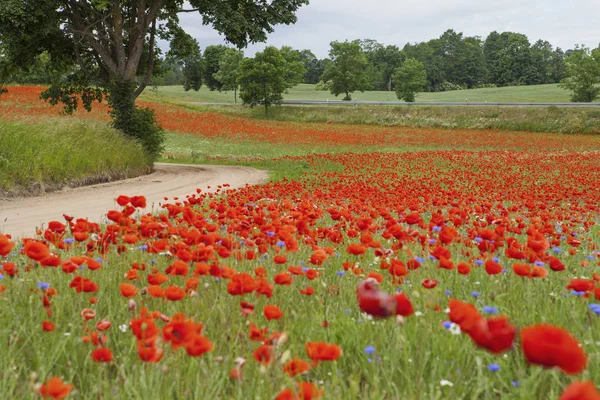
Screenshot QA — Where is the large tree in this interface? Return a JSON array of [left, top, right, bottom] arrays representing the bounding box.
[[393, 58, 427, 102], [202, 45, 228, 91], [560, 46, 600, 102], [238, 46, 304, 116], [213, 48, 244, 102], [0, 0, 309, 159], [322, 40, 369, 100]]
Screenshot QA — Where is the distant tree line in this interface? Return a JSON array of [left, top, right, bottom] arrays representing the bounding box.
[[4, 28, 600, 105]]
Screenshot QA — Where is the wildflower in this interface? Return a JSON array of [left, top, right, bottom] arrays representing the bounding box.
[[39, 377, 73, 399], [488, 363, 500, 372], [364, 346, 375, 355]]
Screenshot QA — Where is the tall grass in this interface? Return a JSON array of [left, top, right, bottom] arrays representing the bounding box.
[[0, 118, 152, 196]]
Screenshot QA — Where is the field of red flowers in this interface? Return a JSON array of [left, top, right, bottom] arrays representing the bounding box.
[[2, 86, 600, 399]]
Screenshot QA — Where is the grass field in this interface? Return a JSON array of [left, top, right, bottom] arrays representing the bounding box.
[[0, 118, 151, 196], [2, 86, 600, 399], [142, 83, 574, 104]]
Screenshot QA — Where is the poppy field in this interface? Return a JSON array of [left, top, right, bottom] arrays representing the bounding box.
[[2, 87, 600, 399]]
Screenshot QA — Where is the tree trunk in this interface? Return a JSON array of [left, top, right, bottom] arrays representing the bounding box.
[[265, 103, 269, 117], [234, 86, 237, 103], [107, 79, 137, 134]]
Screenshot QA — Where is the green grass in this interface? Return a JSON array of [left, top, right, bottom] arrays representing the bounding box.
[[0, 119, 152, 196], [143, 83, 573, 104]]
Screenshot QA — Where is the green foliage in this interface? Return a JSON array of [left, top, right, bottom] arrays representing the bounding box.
[[560, 46, 600, 102], [393, 59, 427, 102], [108, 80, 165, 160], [0, 0, 309, 158], [0, 118, 150, 195], [322, 40, 370, 100], [184, 58, 203, 92], [203, 45, 229, 91], [238, 46, 305, 115], [213, 48, 244, 101]]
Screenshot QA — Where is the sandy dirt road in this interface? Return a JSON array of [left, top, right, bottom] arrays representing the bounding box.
[[0, 163, 268, 238]]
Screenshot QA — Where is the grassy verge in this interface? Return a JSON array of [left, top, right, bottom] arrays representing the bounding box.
[[187, 103, 600, 135], [0, 119, 152, 197]]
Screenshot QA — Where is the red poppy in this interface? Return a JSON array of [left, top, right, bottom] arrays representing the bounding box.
[[305, 342, 342, 365], [276, 382, 323, 400], [23, 241, 50, 262], [559, 381, 600, 400], [137, 341, 164, 363], [164, 285, 186, 301], [42, 321, 55, 332], [185, 335, 214, 357], [484, 260, 503, 275], [264, 305, 284, 321], [0, 234, 15, 257], [422, 279, 438, 289], [253, 344, 273, 365], [520, 324, 587, 375], [119, 283, 138, 298], [39, 376, 73, 399], [356, 279, 395, 318], [91, 348, 113, 362], [283, 358, 311, 377]]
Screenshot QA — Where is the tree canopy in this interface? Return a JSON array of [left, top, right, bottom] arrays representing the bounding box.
[[0, 0, 309, 158], [560, 46, 600, 102], [322, 40, 369, 101]]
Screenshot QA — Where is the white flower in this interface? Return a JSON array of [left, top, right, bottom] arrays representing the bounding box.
[[449, 323, 461, 336], [440, 380, 454, 387], [64, 332, 71, 337], [414, 311, 423, 317], [119, 324, 129, 333]]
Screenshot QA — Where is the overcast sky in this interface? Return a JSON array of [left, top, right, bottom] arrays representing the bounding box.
[[173, 0, 600, 58]]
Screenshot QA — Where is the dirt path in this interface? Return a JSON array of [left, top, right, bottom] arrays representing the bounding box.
[[0, 163, 268, 238]]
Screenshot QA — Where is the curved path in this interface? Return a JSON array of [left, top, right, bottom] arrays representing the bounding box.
[[0, 163, 268, 238]]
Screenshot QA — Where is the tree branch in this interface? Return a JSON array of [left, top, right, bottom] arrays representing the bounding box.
[[134, 18, 157, 98]]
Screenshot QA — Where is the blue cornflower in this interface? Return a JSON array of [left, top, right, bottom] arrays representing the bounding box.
[[471, 291, 481, 298], [587, 255, 595, 260], [302, 267, 309, 273], [396, 288, 403, 294], [37, 282, 50, 290], [474, 259, 484, 266], [534, 261, 545, 267], [63, 238, 75, 244], [336, 271, 346, 277], [215, 278, 221, 282], [442, 321, 452, 329], [474, 237, 483, 243], [428, 239, 437, 244], [415, 257, 425, 263], [511, 381, 520, 387], [488, 363, 500, 372], [572, 290, 586, 297], [240, 240, 245, 246], [266, 231, 275, 237], [138, 244, 148, 250], [444, 290, 452, 295], [428, 255, 436, 260], [364, 346, 375, 355], [588, 304, 600, 315], [276, 240, 285, 248], [553, 247, 563, 253], [432, 226, 442, 232], [492, 257, 500, 263], [0, 274, 4, 280], [483, 306, 498, 314]]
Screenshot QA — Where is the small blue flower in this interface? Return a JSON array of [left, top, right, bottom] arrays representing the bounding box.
[[442, 321, 452, 329], [266, 231, 275, 237], [138, 244, 148, 250], [150, 259, 156, 265], [302, 267, 309, 273], [444, 290, 452, 295], [474, 237, 483, 243], [552, 247, 563, 253], [0, 274, 4, 280], [428, 239, 437, 244], [215, 278, 221, 282], [492, 257, 500, 263], [95, 258, 103, 264], [415, 257, 425, 263], [336, 271, 346, 277], [571, 290, 586, 297], [276, 240, 285, 248], [364, 346, 375, 355], [63, 238, 74, 244], [474, 259, 484, 266], [534, 261, 545, 267], [588, 304, 600, 315], [396, 288, 403, 294], [240, 240, 245, 246], [37, 282, 50, 290], [428, 255, 436, 260], [432, 226, 442, 232], [483, 306, 498, 314], [471, 291, 481, 298], [344, 308, 352, 314], [487, 363, 500, 372], [586, 255, 595, 260], [511, 381, 520, 387]]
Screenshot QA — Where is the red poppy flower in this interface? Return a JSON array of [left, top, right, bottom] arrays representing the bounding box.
[[559, 381, 600, 400], [119, 283, 138, 298], [164, 285, 186, 301], [356, 279, 395, 318], [91, 348, 113, 362], [305, 342, 342, 365], [23, 241, 50, 262], [264, 305, 284, 320], [422, 279, 438, 289], [42, 321, 55, 332], [520, 324, 587, 375], [283, 358, 311, 377], [0, 234, 15, 257], [253, 344, 273, 365], [39, 376, 73, 399]]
